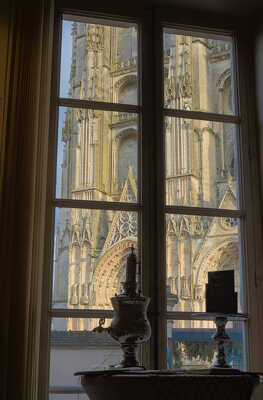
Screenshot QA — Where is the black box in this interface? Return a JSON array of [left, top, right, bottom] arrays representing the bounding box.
[[206, 270, 237, 314]]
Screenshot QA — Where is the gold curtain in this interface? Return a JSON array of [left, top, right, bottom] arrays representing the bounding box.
[[0, 1, 53, 399]]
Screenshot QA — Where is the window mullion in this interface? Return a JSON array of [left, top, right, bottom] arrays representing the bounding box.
[[165, 205, 245, 218], [164, 108, 240, 124], [139, 9, 158, 370], [52, 198, 141, 211], [50, 309, 114, 318], [164, 311, 249, 320], [153, 9, 167, 370], [38, 11, 62, 400], [58, 97, 141, 113]]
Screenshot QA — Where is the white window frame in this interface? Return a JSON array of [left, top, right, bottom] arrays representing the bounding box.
[[38, 4, 263, 399]]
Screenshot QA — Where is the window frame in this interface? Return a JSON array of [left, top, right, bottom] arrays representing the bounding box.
[[38, 4, 263, 399]]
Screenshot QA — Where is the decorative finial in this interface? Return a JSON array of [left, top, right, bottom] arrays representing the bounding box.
[[128, 165, 134, 176], [122, 244, 137, 297]]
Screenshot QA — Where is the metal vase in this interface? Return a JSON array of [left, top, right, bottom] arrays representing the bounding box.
[[110, 295, 151, 368]]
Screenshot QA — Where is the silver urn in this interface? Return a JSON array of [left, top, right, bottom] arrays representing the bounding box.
[[94, 246, 151, 368]]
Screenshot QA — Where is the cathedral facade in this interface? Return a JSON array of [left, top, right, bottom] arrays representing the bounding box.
[[53, 21, 240, 332]]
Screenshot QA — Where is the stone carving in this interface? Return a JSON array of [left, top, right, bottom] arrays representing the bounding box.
[[194, 284, 204, 301], [181, 276, 191, 298], [80, 283, 89, 304], [87, 26, 104, 52], [70, 283, 79, 305], [103, 211, 137, 252], [221, 217, 238, 229]]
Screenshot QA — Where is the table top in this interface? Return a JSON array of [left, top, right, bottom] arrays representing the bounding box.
[[76, 369, 261, 400], [75, 368, 260, 378]]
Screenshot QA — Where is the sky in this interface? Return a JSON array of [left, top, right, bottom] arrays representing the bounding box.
[[60, 20, 73, 97], [56, 20, 73, 199], [53, 20, 73, 283]]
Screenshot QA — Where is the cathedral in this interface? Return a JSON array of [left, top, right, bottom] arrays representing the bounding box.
[[53, 21, 240, 334]]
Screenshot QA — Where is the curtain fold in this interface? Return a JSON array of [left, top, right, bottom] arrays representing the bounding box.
[[0, 1, 53, 399]]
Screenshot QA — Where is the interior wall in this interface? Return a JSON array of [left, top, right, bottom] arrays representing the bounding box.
[[252, 31, 263, 400], [254, 23, 263, 209], [58, 0, 263, 17]]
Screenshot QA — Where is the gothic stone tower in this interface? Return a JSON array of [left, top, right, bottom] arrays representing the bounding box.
[[53, 22, 239, 331]]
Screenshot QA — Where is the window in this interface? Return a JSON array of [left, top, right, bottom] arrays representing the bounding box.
[[41, 7, 258, 399]]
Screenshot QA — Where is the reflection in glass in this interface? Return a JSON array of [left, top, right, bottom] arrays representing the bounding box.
[[49, 318, 122, 397], [166, 214, 242, 312], [56, 108, 138, 201], [60, 19, 138, 104], [163, 29, 235, 115], [165, 118, 239, 209], [167, 320, 244, 370], [53, 208, 138, 311]]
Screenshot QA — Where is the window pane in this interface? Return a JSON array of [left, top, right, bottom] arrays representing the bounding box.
[[163, 29, 235, 115], [49, 395, 86, 400], [166, 214, 243, 312], [53, 208, 138, 310], [49, 318, 122, 398], [165, 117, 239, 209], [60, 19, 138, 104], [56, 107, 138, 202], [167, 319, 245, 370]]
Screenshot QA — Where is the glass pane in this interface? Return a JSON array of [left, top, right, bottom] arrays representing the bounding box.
[[53, 208, 138, 310], [167, 319, 245, 370], [49, 318, 123, 398], [49, 395, 86, 400], [163, 29, 235, 115], [165, 118, 239, 209], [166, 214, 242, 312], [56, 107, 138, 202], [60, 19, 138, 104]]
